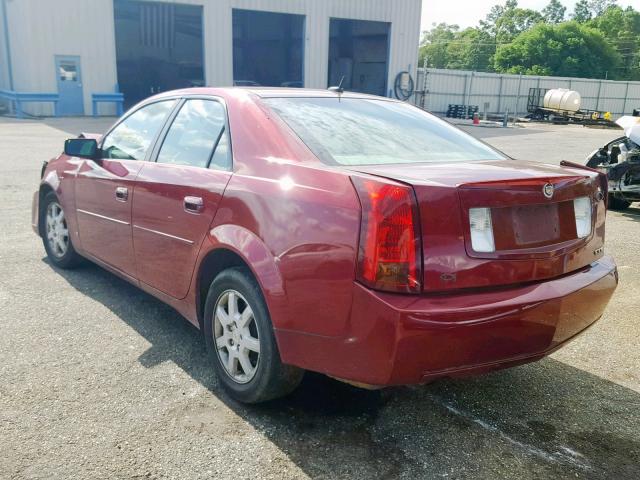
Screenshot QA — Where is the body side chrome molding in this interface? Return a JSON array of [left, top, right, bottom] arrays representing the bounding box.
[[77, 209, 130, 225], [133, 224, 194, 245]]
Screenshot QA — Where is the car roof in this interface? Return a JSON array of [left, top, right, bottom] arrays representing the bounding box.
[[149, 86, 393, 102], [241, 87, 386, 100]]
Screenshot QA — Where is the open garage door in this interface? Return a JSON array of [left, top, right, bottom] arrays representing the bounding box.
[[232, 9, 305, 88], [113, 0, 204, 108], [328, 19, 390, 97]]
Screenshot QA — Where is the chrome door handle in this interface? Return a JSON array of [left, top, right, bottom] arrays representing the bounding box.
[[184, 196, 204, 213], [115, 186, 128, 202]]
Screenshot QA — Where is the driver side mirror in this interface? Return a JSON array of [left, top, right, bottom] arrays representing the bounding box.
[[64, 138, 97, 159]]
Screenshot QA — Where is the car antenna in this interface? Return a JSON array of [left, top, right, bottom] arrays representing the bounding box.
[[328, 76, 345, 94]]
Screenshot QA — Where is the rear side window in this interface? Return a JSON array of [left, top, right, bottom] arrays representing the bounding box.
[[264, 97, 506, 165], [101, 100, 176, 160], [157, 99, 231, 170]]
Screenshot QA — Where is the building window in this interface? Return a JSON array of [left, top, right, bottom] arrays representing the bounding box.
[[232, 9, 304, 88], [328, 18, 390, 97], [113, 0, 204, 108]]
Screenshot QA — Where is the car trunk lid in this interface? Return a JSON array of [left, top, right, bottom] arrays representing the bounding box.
[[349, 159, 606, 292], [457, 175, 595, 258]]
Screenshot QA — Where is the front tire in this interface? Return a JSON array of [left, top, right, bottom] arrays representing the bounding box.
[[204, 267, 303, 403], [41, 191, 83, 269]]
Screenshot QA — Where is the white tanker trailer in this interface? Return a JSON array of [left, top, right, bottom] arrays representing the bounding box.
[[527, 87, 613, 125], [543, 88, 582, 113]]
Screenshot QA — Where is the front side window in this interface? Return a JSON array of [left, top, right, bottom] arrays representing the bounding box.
[[264, 97, 506, 165], [101, 100, 176, 160], [157, 99, 231, 170]]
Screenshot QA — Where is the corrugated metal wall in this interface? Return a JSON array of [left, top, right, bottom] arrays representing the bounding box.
[[200, 0, 422, 93], [416, 68, 640, 118], [4, 0, 421, 116], [5, 0, 119, 116]]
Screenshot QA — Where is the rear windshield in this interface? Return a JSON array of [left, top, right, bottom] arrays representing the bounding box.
[[264, 97, 506, 166]]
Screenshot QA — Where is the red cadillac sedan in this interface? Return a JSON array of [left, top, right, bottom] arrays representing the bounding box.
[[32, 88, 618, 403]]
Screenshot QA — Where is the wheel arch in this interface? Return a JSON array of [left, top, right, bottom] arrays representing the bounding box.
[[195, 225, 285, 332], [36, 164, 65, 233], [37, 183, 56, 234]]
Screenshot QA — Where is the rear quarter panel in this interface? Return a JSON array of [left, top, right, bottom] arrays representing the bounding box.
[[210, 164, 360, 337], [199, 90, 362, 338]]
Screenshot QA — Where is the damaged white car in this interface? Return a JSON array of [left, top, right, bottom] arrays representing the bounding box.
[[586, 115, 640, 210]]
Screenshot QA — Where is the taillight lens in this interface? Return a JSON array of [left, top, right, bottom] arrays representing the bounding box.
[[469, 207, 495, 253], [351, 176, 422, 293], [573, 196, 592, 238]]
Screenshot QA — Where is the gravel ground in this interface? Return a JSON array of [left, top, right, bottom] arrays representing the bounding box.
[[1, 117, 638, 479]]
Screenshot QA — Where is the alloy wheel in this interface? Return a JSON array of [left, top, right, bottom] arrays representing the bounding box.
[[46, 201, 69, 258], [213, 289, 261, 384]]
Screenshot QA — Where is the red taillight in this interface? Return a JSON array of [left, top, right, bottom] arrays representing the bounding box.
[[351, 176, 422, 293]]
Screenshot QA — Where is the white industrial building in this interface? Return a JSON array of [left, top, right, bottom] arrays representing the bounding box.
[[0, 0, 422, 116]]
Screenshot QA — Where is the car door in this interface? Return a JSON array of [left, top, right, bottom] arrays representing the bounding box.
[[131, 97, 233, 299], [74, 99, 177, 276]]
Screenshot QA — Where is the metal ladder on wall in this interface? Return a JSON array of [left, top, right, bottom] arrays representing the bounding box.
[[416, 59, 430, 110]]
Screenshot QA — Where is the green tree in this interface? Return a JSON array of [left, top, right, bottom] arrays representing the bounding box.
[[446, 28, 496, 71], [483, 4, 505, 26], [494, 21, 621, 78], [573, 0, 618, 20], [572, 0, 592, 22], [481, 1, 544, 43], [542, 0, 566, 23], [419, 25, 495, 72], [588, 6, 640, 79], [589, 0, 618, 16], [480, 1, 516, 32], [419, 23, 459, 68], [419, 0, 639, 81], [495, 7, 544, 42]]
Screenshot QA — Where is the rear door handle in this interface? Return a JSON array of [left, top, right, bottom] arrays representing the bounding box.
[[184, 196, 204, 214], [115, 186, 128, 202]]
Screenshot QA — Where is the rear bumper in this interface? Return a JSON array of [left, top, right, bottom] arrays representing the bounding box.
[[277, 256, 618, 386]]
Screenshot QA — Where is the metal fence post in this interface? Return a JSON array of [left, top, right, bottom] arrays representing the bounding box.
[[623, 82, 630, 115], [514, 73, 523, 124], [497, 75, 503, 114], [462, 72, 468, 107], [596, 80, 602, 111], [467, 72, 475, 118]]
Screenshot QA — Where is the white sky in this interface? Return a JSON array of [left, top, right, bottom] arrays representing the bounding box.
[[421, 0, 640, 30]]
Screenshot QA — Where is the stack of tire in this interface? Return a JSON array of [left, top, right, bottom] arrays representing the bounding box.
[[446, 104, 479, 119]]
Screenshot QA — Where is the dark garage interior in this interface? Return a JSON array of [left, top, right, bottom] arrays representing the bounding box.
[[232, 9, 305, 88], [113, 0, 205, 107], [328, 18, 390, 96]]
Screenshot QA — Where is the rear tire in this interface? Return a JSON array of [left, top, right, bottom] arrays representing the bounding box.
[[608, 195, 631, 211], [41, 191, 83, 269], [204, 267, 303, 403]]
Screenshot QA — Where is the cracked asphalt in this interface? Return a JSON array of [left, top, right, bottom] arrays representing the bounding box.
[[1, 117, 639, 479]]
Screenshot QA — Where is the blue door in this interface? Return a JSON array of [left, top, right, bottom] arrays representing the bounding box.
[[55, 56, 84, 115]]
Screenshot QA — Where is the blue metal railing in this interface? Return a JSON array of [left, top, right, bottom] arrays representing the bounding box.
[[0, 90, 59, 118], [92, 92, 124, 117]]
